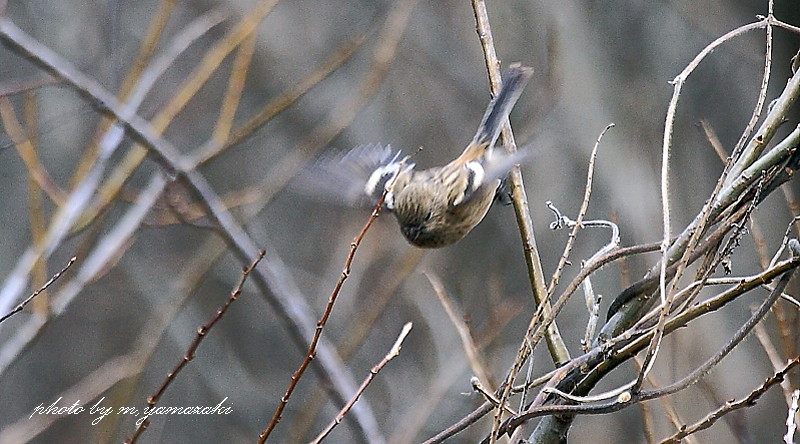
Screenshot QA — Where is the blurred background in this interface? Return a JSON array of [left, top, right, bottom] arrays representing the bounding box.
[[0, 0, 799, 442]]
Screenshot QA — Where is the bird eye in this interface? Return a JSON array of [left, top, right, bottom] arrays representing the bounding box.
[[424, 211, 433, 221]]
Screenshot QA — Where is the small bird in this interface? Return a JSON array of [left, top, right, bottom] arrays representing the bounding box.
[[296, 64, 533, 248]]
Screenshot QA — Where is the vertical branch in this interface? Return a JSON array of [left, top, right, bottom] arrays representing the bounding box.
[[634, 62, 681, 391], [470, 1, 569, 368], [212, 32, 257, 145], [23, 93, 49, 316], [470, 2, 569, 442]]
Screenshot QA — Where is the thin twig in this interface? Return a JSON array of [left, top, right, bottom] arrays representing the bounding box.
[[546, 123, 615, 349], [770, 216, 800, 268], [470, 1, 569, 441], [393, 296, 519, 444], [661, 355, 800, 444], [0, 256, 75, 324], [726, 2, 775, 174], [546, 123, 614, 294], [421, 402, 494, 444], [0, 175, 167, 379], [786, 390, 799, 444], [125, 251, 265, 444], [258, 176, 398, 442], [471, 377, 518, 416], [547, 202, 620, 349], [0, 13, 386, 443], [287, 249, 425, 444], [424, 272, 494, 391], [499, 258, 799, 434], [310, 322, 413, 444], [753, 321, 792, 402]]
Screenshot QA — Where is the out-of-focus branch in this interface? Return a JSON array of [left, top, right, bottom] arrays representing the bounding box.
[[0, 97, 66, 204], [425, 272, 494, 390], [258, 181, 394, 442], [0, 8, 228, 319], [125, 251, 265, 444], [70, 0, 180, 185], [0, 17, 385, 443]]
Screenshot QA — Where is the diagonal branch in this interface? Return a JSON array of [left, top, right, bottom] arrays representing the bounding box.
[[0, 16, 385, 443]]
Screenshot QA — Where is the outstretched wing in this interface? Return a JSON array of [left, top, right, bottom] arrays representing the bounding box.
[[290, 143, 412, 208], [481, 149, 531, 184]]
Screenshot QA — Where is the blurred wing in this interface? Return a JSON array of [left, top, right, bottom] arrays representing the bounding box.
[[482, 149, 531, 183], [290, 143, 409, 208]]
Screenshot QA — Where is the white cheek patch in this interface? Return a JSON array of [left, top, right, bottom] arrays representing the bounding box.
[[466, 161, 486, 192], [451, 161, 486, 206], [385, 189, 395, 210]]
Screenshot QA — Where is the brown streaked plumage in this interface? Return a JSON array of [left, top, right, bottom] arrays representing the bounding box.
[[294, 65, 533, 247], [378, 64, 533, 247]]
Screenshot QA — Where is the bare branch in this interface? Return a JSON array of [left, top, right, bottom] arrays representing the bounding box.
[[258, 165, 401, 441], [0, 15, 386, 442], [661, 355, 800, 444], [125, 251, 265, 444], [786, 390, 799, 444], [425, 272, 494, 391], [0, 256, 75, 325], [310, 322, 413, 444]]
